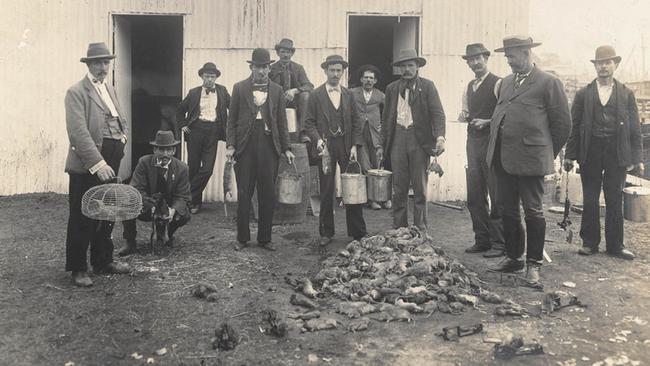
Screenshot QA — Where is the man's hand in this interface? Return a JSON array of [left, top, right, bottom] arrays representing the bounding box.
[[433, 137, 445, 156], [376, 146, 384, 166], [283, 89, 298, 102], [317, 139, 326, 153], [181, 126, 191, 136], [470, 118, 490, 130], [349, 145, 358, 161], [458, 111, 469, 122], [167, 207, 176, 221], [96, 165, 115, 182], [225, 146, 235, 162], [627, 163, 645, 174], [563, 159, 575, 172], [285, 150, 296, 165]]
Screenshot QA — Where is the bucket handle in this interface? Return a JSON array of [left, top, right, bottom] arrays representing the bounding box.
[[344, 160, 363, 174]]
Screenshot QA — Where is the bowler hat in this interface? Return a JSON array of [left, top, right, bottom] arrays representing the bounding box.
[[150, 130, 180, 147], [80, 42, 115, 63], [462, 43, 491, 60], [392, 49, 426, 67], [494, 35, 542, 52], [357, 64, 381, 80], [321, 55, 349, 70], [247, 48, 274, 66], [590, 45, 621, 64], [275, 38, 296, 52], [198, 62, 221, 78]]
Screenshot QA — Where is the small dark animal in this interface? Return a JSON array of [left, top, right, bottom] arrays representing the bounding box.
[[150, 193, 170, 253]]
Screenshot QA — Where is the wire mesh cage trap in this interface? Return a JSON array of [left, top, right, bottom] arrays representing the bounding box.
[[81, 183, 143, 222]]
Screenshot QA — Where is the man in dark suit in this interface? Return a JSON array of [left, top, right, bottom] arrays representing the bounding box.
[[350, 64, 388, 209], [458, 43, 505, 258], [303, 55, 367, 246], [486, 36, 571, 287], [377, 49, 446, 234], [177, 62, 230, 214], [120, 131, 191, 255], [564, 46, 643, 260], [64, 42, 131, 287], [269, 38, 313, 137], [226, 48, 295, 251]]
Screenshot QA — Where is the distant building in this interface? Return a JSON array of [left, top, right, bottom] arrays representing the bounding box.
[[627, 81, 650, 124]]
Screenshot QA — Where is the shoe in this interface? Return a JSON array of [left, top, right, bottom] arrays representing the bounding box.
[[578, 246, 598, 256], [383, 200, 392, 209], [608, 248, 635, 260], [369, 201, 382, 210], [465, 244, 491, 253], [319, 236, 332, 246], [118, 239, 138, 257], [483, 248, 505, 258], [72, 271, 93, 287], [488, 257, 525, 273], [190, 204, 201, 214], [234, 241, 248, 251], [96, 261, 131, 274], [522, 263, 543, 290], [166, 236, 175, 247], [258, 241, 277, 251]]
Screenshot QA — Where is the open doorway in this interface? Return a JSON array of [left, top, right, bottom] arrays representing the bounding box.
[[348, 15, 419, 91], [113, 15, 183, 179]]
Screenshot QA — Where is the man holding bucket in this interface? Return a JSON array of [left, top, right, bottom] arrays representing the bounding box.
[[303, 55, 367, 246], [226, 48, 295, 251], [564, 45, 643, 260], [377, 49, 446, 235]]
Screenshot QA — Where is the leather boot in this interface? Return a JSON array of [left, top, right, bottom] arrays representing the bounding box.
[[119, 238, 138, 257], [522, 263, 543, 290]]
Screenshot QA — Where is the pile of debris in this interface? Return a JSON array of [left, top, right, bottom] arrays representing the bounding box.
[[288, 227, 505, 325]]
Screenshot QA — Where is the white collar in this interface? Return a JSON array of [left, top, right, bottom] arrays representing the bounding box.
[[87, 72, 105, 85], [327, 84, 341, 92]]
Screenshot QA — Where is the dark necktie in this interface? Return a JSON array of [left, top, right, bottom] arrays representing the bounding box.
[[253, 83, 269, 92], [514, 74, 526, 90], [206, 86, 216, 94], [281, 63, 291, 91], [399, 78, 416, 104]]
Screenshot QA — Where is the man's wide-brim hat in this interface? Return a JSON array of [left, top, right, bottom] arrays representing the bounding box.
[[357, 64, 381, 79], [462, 43, 491, 60], [198, 62, 221, 78], [247, 48, 274, 66], [80, 42, 115, 63], [392, 49, 426, 67], [321, 54, 349, 70], [494, 36, 542, 52], [591, 45, 622, 63], [150, 130, 180, 147], [275, 38, 295, 52]]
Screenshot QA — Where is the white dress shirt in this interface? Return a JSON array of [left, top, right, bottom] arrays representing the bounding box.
[[327, 84, 341, 109], [460, 72, 502, 120], [363, 89, 372, 103], [199, 87, 218, 122], [87, 73, 119, 117], [396, 89, 413, 128], [597, 81, 614, 105]]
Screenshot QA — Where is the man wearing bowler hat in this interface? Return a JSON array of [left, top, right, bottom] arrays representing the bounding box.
[[226, 48, 295, 251], [486, 36, 571, 287], [64, 42, 131, 287], [177, 62, 230, 214], [303, 55, 367, 246], [564, 46, 643, 260], [120, 131, 191, 255], [269, 38, 314, 137], [377, 49, 446, 235], [459, 43, 505, 258]]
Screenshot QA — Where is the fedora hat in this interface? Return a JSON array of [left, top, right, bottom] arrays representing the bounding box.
[[494, 35, 542, 52], [392, 49, 426, 67], [357, 64, 381, 79], [247, 48, 274, 66], [462, 43, 491, 60], [321, 54, 349, 70], [275, 38, 296, 52], [590, 45, 621, 63], [80, 42, 115, 63], [150, 130, 180, 147], [198, 62, 221, 78]]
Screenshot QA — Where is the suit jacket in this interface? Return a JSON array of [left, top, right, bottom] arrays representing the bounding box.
[[565, 79, 642, 167], [486, 66, 571, 176], [269, 60, 314, 93], [226, 79, 290, 157], [130, 155, 191, 217], [351, 86, 385, 148], [381, 77, 446, 158], [303, 84, 363, 153], [64, 76, 128, 174], [176, 84, 230, 137]]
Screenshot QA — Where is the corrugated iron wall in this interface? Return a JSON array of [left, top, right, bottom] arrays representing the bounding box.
[[1, 0, 529, 202]]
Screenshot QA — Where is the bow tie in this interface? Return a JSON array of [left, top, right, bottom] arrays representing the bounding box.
[[205, 86, 216, 94], [252, 84, 269, 92], [327, 87, 340, 93]]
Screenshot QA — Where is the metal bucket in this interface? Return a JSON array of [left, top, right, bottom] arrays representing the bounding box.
[[286, 108, 297, 133], [367, 169, 392, 202], [340, 161, 367, 205], [276, 163, 302, 204], [623, 186, 650, 222]]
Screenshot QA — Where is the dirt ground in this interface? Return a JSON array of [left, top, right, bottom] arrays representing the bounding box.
[[1, 192, 649, 366]]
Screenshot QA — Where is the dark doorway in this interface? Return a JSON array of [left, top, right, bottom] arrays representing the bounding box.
[[348, 16, 419, 91], [113, 15, 183, 177]]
